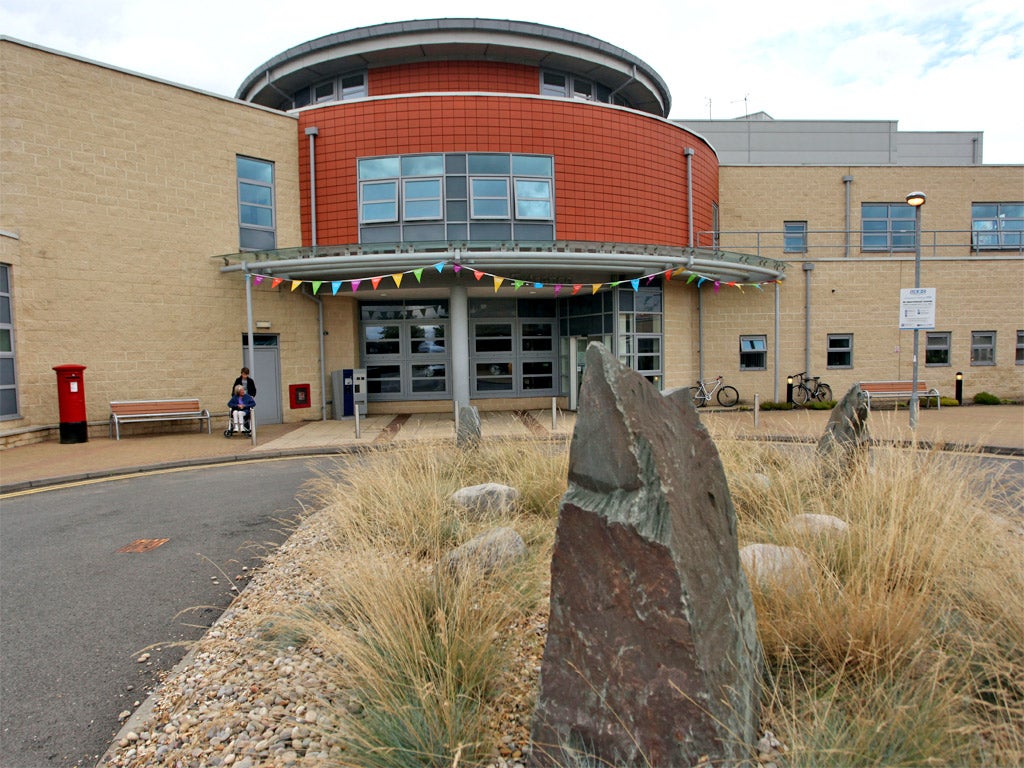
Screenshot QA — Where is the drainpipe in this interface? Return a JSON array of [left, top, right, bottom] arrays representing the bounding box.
[[299, 289, 328, 421], [803, 262, 814, 374], [842, 175, 853, 257], [305, 127, 319, 254], [697, 286, 704, 383], [684, 148, 695, 247], [774, 281, 780, 402]]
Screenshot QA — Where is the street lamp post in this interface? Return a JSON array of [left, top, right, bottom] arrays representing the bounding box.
[[906, 191, 926, 429]]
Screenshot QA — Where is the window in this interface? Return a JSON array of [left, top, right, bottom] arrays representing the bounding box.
[[711, 203, 720, 248], [237, 156, 275, 250], [358, 153, 555, 242], [739, 335, 767, 370], [292, 71, 366, 107], [0, 264, 17, 419], [470, 178, 510, 218], [313, 81, 335, 103], [617, 288, 664, 387], [827, 334, 853, 368], [540, 71, 568, 97], [925, 332, 951, 366], [339, 72, 367, 100], [1017, 331, 1024, 365], [861, 203, 916, 252], [362, 302, 451, 399], [971, 331, 996, 366], [972, 203, 1024, 249], [783, 221, 807, 253]]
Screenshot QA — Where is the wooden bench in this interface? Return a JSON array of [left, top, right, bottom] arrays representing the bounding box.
[[109, 398, 211, 440], [859, 381, 941, 411]]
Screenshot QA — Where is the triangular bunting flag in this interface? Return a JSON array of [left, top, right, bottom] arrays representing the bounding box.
[[351, 279, 362, 292], [713, 281, 720, 293], [493, 276, 504, 292], [253, 275, 264, 286], [271, 278, 284, 289], [665, 269, 673, 281], [630, 278, 640, 291], [392, 273, 403, 288], [473, 270, 484, 281], [591, 283, 602, 295], [534, 282, 543, 289], [371, 276, 382, 290], [697, 277, 706, 288], [331, 281, 341, 295], [434, 262, 445, 273], [554, 284, 563, 295], [513, 280, 524, 291], [413, 268, 424, 283], [572, 284, 582, 295], [686, 274, 698, 284], [453, 264, 462, 274], [312, 281, 323, 295], [291, 280, 302, 292]]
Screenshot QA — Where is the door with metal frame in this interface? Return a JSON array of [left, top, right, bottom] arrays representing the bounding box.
[[242, 335, 282, 425]]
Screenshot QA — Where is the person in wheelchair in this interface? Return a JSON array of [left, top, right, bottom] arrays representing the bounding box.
[[227, 384, 255, 435]]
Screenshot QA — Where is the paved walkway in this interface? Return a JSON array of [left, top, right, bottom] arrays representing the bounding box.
[[2, 404, 1022, 493]]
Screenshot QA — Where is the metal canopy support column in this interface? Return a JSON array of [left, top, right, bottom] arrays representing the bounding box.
[[450, 285, 470, 409], [697, 285, 704, 383], [244, 267, 256, 444]]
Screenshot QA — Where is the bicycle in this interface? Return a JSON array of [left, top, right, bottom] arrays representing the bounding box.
[[790, 371, 833, 405], [689, 375, 740, 408]]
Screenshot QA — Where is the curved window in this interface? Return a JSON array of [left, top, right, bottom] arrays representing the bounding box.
[[357, 153, 555, 243]]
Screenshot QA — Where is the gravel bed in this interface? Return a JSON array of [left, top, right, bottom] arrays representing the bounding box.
[[97, 511, 542, 768]]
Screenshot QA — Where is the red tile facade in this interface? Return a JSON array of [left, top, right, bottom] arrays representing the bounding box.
[[297, 94, 718, 248]]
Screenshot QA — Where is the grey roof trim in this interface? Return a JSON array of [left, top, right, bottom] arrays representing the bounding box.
[[214, 241, 786, 286], [236, 18, 671, 116]]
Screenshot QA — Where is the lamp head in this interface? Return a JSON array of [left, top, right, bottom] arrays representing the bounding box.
[[906, 191, 927, 207]]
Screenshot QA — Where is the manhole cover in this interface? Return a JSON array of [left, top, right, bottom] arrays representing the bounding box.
[[117, 538, 169, 553]]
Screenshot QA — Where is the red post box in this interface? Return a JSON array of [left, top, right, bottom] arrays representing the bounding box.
[[53, 364, 88, 443]]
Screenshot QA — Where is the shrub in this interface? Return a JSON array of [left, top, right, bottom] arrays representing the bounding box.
[[973, 391, 1002, 405], [759, 401, 795, 411]]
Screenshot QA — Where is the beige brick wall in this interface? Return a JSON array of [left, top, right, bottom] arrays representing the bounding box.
[[691, 164, 1024, 402], [0, 40, 321, 429]]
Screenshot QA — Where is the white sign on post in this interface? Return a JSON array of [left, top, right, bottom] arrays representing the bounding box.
[[900, 287, 936, 330]]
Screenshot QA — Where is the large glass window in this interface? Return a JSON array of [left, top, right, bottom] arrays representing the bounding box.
[[861, 203, 916, 252], [617, 288, 663, 388], [237, 156, 275, 250], [0, 264, 17, 419], [468, 299, 558, 397], [361, 302, 451, 399], [357, 153, 555, 243], [925, 332, 951, 366], [739, 335, 768, 370], [292, 71, 366, 107], [972, 203, 1024, 250], [827, 334, 853, 368], [971, 331, 996, 366]]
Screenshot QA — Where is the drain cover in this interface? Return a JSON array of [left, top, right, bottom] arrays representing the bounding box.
[[117, 538, 169, 553]]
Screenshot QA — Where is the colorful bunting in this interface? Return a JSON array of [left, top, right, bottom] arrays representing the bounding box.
[[247, 258, 778, 298]]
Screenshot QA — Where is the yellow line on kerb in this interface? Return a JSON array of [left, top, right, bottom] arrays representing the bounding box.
[[0, 455, 322, 499]]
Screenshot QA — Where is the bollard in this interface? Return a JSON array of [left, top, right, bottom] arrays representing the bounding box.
[[786, 376, 794, 405], [754, 393, 760, 428], [355, 401, 361, 439], [552, 397, 557, 430], [955, 372, 963, 405]]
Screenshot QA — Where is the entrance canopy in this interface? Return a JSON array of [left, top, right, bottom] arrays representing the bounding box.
[[215, 240, 787, 293]]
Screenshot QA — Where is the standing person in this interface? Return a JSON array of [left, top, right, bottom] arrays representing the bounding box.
[[233, 367, 257, 398]]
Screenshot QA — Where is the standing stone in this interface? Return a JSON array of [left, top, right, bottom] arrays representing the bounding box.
[[817, 384, 870, 464], [457, 404, 481, 449], [530, 343, 761, 768]]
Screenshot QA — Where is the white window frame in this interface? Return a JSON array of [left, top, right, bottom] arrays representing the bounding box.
[[925, 331, 951, 367], [360, 181, 399, 223], [236, 156, 276, 251], [514, 178, 553, 220], [739, 335, 768, 371], [470, 177, 510, 219], [827, 333, 853, 369], [401, 178, 443, 221]]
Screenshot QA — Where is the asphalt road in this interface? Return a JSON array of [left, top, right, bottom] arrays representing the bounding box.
[[0, 456, 339, 768]]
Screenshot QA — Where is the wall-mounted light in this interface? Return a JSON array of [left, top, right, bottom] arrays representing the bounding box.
[[255, 321, 272, 329]]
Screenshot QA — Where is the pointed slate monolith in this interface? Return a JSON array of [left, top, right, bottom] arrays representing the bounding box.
[[530, 343, 761, 767]]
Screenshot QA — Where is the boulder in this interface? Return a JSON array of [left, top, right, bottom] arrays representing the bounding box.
[[739, 543, 814, 595], [450, 482, 520, 519], [788, 513, 849, 540], [530, 342, 761, 767], [443, 526, 527, 576]]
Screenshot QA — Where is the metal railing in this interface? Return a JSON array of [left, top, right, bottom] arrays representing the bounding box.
[[695, 228, 1024, 259]]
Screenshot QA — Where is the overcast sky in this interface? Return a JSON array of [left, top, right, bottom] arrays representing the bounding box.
[[3, 0, 1022, 163]]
